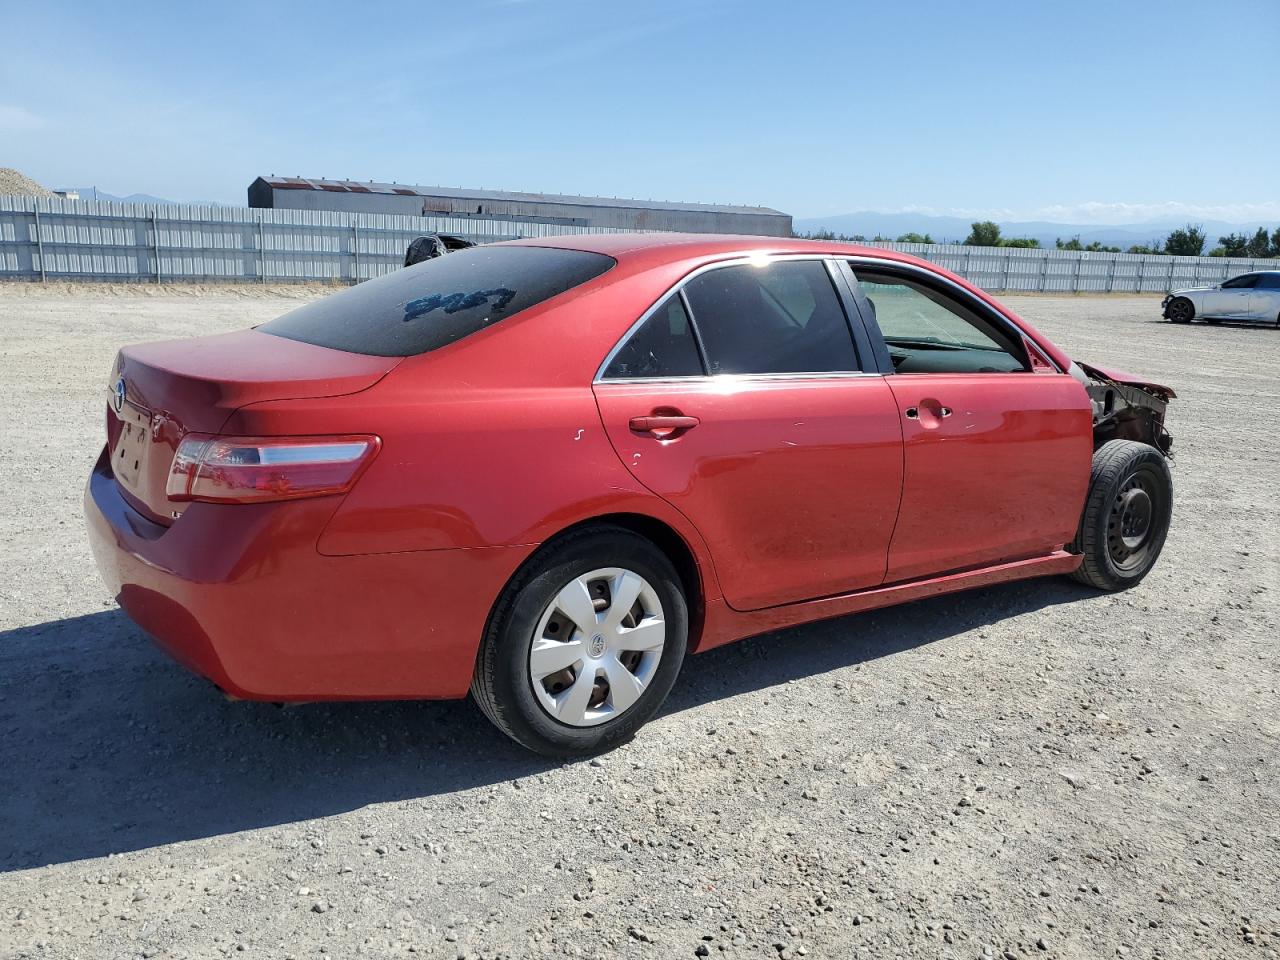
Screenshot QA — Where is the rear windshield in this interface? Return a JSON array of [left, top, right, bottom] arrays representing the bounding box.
[[259, 245, 615, 357]]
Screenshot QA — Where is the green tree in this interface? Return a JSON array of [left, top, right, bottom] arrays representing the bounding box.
[[896, 232, 933, 243], [1246, 227, 1272, 258], [1002, 237, 1041, 248], [1272, 227, 1280, 257], [1218, 233, 1249, 257], [1163, 224, 1206, 257], [794, 229, 865, 242], [1127, 242, 1163, 255], [1206, 247, 1227, 257], [964, 221, 1002, 246], [1057, 236, 1119, 253]]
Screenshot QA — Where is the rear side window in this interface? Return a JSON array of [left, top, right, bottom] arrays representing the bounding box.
[[260, 246, 615, 357], [682, 261, 858, 375], [1222, 273, 1259, 289], [603, 295, 704, 379], [1259, 274, 1280, 289]]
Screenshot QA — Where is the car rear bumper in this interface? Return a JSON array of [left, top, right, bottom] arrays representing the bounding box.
[[84, 448, 533, 701]]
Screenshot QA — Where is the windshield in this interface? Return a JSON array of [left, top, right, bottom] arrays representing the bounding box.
[[260, 246, 615, 357]]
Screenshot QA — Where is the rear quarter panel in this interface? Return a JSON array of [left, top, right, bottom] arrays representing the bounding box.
[[224, 270, 726, 599]]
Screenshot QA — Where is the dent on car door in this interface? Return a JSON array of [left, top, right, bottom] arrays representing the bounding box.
[[591, 258, 904, 611], [1207, 274, 1257, 317], [847, 264, 1093, 583], [1250, 275, 1280, 320]]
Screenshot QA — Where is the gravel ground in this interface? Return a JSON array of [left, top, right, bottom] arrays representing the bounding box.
[[0, 285, 1276, 960]]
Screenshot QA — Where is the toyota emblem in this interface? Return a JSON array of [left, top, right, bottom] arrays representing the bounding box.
[[113, 377, 126, 413]]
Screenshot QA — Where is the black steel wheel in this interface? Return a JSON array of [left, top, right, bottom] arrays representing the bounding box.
[[1166, 297, 1194, 323], [1071, 440, 1172, 591]]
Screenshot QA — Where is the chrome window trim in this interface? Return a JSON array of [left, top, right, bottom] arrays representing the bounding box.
[[842, 255, 1066, 375], [594, 370, 884, 387], [593, 254, 859, 384]]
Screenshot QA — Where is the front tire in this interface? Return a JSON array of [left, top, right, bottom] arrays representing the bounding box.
[[1166, 297, 1194, 323], [471, 526, 688, 757], [1070, 441, 1172, 591]]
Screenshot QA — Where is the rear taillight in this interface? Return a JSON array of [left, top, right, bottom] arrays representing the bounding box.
[[165, 434, 380, 504]]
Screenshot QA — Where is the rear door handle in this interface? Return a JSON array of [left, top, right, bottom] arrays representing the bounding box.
[[629, 415, 700, 438]]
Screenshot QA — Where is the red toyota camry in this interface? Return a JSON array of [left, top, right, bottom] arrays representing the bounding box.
[[86, 234, 1175, 756]]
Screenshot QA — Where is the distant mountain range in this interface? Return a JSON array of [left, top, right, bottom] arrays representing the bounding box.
[[794, 212, 1278, 248], [56, 188, 224, 206]]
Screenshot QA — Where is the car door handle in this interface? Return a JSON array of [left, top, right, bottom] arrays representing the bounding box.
[[629, 414, 700, 437], [905, 404, 952, 420]]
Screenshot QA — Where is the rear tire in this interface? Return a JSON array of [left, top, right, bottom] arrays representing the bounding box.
[[1166, 297, 1194, 323], [471, 526, 688, 757], [1070, 441, 1172, 591]]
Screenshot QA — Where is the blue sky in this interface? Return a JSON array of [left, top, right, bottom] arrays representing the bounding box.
[[2, 0, 1277, 222]]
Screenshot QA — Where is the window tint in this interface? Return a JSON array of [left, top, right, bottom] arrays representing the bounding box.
[[1258, 273, 1280, 290], [852, 269, 1027, 374], [260, 246, 614, 357], [603, 295, 704, 379], [682, 260, 858, 375], [1222, 273, 1260, 289]]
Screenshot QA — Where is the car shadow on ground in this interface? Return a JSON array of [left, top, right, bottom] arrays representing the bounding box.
[[0, 577, 1092, 872], [1145, 318, 1278, 329]]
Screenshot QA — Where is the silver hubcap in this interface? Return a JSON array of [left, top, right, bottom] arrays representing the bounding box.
[[528, 567, 666, 727]]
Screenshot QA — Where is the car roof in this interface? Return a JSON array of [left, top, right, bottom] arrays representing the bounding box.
[[507, 231, 922, 271]]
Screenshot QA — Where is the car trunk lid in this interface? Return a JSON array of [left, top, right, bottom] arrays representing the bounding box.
[[106, 329, 400, 524]]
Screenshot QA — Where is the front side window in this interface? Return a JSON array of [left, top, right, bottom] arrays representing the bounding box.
[[852, 268, 1028, 374], [1257, 273, 1280, 290], [681, 260, 859, 375], [260, 246, 615, 357], [1222, 274, 1260, 289], [602, 295, 704, 379]]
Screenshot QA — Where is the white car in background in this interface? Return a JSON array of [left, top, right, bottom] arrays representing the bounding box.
[[1163, 271, 1280, 326]]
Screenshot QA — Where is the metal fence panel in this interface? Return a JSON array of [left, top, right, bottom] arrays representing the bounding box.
[[1, 196, 1276, 292], [857, 240, 1277, 294]]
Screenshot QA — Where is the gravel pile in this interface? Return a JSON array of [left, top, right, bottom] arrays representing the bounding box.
[[0, 289, 1275, 959], [0, 167, 54, 197]]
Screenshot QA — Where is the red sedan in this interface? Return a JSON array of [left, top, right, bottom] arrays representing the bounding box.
[[86, 234, 1175, 756]]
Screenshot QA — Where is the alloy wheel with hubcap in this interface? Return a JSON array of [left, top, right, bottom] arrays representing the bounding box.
[[470, 525, 688, 757], [529, 567, 666, 727]]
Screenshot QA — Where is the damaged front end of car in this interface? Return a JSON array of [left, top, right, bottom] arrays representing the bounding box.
[[1072, 361, 1175, 456]]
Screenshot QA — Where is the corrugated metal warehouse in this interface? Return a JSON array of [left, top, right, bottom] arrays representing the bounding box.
[[247, 176, 792, 237]]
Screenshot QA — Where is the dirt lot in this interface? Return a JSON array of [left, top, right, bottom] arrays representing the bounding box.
[[0, 285, 1276, 960]]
